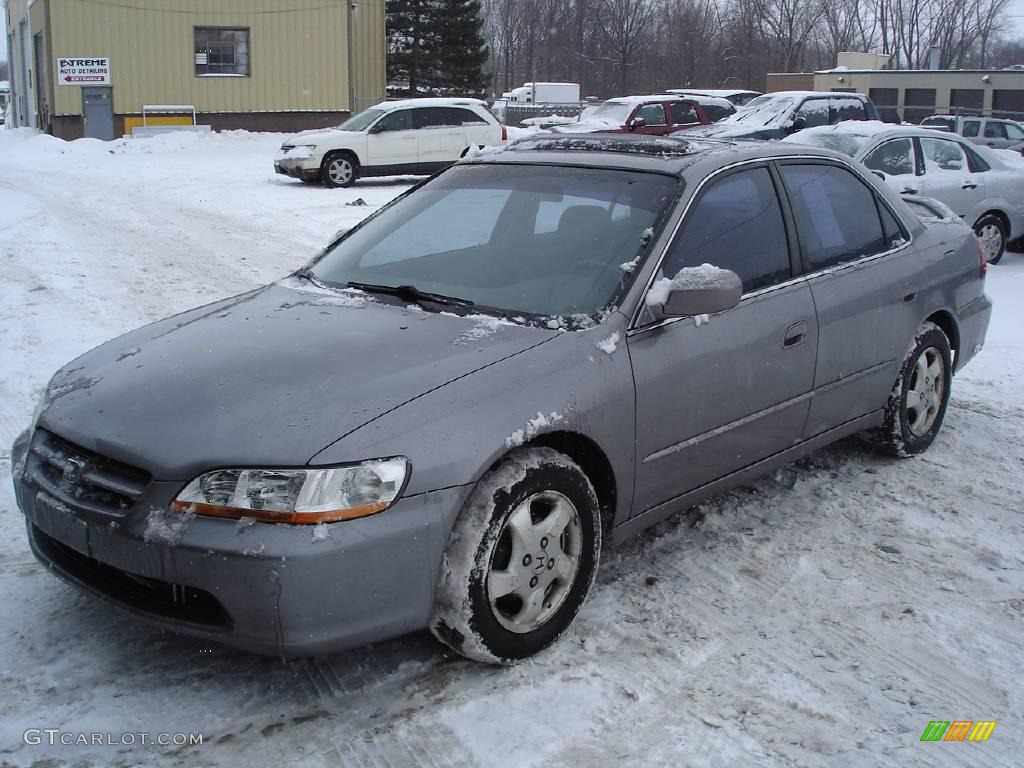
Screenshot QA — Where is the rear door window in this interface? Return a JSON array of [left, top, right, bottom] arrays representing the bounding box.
[[830, 97, 867, 123], [962, 120, 981, 137], [983, 121, 1008, 139], [1006, 123, 1024, 140], [779, 163, 889, 270], [921, 138, 968, 172], [863, 138, 916, 176], [662, 167, 791, 292], [447, 107, 488, 125], [669, 102, 699, 126], [414, 108, 452, 129]]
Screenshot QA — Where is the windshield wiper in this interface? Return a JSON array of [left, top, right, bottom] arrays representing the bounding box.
[[347, 282, 475, 307]]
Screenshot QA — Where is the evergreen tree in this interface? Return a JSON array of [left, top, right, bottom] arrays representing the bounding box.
[[433, 0, 489, 97], [386, 0, 488, 97]]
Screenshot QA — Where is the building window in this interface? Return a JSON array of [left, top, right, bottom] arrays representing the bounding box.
[[950, 89, 983, 115], [869, 88, 899, 123], [903, 88, 936, 125], [194, 28, 250, 77], [992, 90, 1024, 121]]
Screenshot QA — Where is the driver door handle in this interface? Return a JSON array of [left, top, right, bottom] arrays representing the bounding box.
[[900, 186, 918, 195], [783, 321, 808, 349], [962, 181, 978, 189]]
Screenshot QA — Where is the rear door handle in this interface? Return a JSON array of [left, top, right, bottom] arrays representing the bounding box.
[[900, 186, 918, 195], [783, 321, 808, 348], [904, 282, 919, 302], [962, 181, 978, 189]]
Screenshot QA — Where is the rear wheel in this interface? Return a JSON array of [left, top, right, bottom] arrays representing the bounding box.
[[321, 152, 358, 188], [866, 321, 952, 457], [430, 447, 601, 664], [974, 214, 1006, 264]]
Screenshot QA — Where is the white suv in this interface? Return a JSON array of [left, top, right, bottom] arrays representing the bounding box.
[[275, 98, 507, 188]]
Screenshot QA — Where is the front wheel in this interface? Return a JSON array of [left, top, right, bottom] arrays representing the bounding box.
[[320, 152, 358, 188], [974, 214, 1006, 264], [430, 447, 601, 664], [866, 321, 952, 457]]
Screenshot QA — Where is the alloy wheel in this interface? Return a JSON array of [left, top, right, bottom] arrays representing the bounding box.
[[327, 157, 354, 186], [906, 346, 945, 437], [486, 491, 583, 633], [977, 223, 1004, 263]]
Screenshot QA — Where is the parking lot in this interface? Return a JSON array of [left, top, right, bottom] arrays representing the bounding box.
[[1, 128, 1022, 768]]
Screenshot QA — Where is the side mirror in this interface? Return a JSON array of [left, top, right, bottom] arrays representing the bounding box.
[[628, 116, 646, 131], [789, 116, 807, 133], [657, 266, 743, 317], [870, 169, 886, 181]]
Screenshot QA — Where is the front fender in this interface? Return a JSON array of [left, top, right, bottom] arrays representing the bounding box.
[[311, 314, 637, 523]]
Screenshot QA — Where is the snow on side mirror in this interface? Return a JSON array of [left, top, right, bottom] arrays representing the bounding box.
[[628, 116, 646, 131], [647, 264, 743, 318]]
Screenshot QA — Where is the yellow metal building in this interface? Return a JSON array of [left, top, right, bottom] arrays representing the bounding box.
[[4, 0, 386, 139]]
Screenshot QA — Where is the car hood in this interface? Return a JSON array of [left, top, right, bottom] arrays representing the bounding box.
[[38, 278, 557, 480], [550, 119, 623, 134], [283, 128, 361, 145]]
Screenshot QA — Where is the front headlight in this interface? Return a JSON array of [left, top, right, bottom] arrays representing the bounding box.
[[171, 458, 410, 524]]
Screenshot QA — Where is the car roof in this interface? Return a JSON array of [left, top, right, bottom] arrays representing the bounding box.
[[757, 90, 867, 101], [666, 89, 759, 98], [370, 98, 488, 111], [663, 93, 736, 108], [602, 94, 692, 106], [462, 133, 856, 176]]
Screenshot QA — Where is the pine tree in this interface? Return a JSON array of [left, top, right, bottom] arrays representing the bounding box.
[[433, 0, 489, 97], [386, 0, 488, 98]]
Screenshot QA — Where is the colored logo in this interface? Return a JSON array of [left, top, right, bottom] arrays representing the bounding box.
[[920, 720, 997, 742]]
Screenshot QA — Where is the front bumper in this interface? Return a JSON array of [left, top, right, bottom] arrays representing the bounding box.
[[12, 430, 470, 655], [273, 156, 321, 182]]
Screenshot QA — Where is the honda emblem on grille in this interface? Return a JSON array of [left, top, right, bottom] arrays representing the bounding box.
[[63, 456, 86, 485]]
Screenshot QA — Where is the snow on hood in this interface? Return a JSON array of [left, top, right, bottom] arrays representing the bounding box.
[[281, 128, 352, 145], [37, 280, 558, 480]]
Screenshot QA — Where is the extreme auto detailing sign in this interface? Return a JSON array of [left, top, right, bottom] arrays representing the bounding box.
[[57, 58, 111, 86]]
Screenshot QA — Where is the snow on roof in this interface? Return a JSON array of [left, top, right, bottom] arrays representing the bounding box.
[[0, 81, 9, 92], [665, 88, 760, 98], [602, 94, 690, 105], [783, 120, 952, 142], [370, 97, 488, 111], [670, 94, 736, 109]]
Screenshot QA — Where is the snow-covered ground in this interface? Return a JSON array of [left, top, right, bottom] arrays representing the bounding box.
[[1, 129, 1022, 768]]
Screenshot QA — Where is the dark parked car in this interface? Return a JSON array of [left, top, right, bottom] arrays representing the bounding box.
[[13, 134, 990, 664], [553, 94, 714, 135], [681, 91, 879, 141]]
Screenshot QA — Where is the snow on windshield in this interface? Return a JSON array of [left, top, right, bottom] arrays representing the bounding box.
[[727, 96, 795, 126], [589, 101, 634, 125], [782, 121, 898, 159]]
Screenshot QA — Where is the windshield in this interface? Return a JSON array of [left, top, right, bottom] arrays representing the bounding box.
[[311, 164, 680, 317], [727, 96, 795, 126], [337, 108, 385, 132], [589, 101, 634, 124]]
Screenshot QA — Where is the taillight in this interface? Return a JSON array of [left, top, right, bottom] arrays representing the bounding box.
[[501, 125, 507, 142], [976, 237, 987, 279]]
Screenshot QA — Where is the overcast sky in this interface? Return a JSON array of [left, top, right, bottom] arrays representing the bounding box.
[[1, 4, 1024, 67]]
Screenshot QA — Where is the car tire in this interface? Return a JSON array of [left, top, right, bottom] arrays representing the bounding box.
[[430, 447, 601, 664], [320, 152, 358, 188], [866, 321, 952, 457], [974, 214, 1006, 264]]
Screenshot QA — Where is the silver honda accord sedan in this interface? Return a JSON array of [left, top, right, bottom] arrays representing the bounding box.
[[12, 135, 991, 664]]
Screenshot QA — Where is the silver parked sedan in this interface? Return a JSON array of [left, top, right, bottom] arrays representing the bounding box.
[[784, 122, 1024, 264], [12, 135, 991, 664]]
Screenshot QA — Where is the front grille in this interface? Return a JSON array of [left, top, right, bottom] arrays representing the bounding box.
[[25, 429, 150, 518], [31, 524, 232, 628]]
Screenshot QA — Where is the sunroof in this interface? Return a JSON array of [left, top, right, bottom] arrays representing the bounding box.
[[508, 134, 699, 157]]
